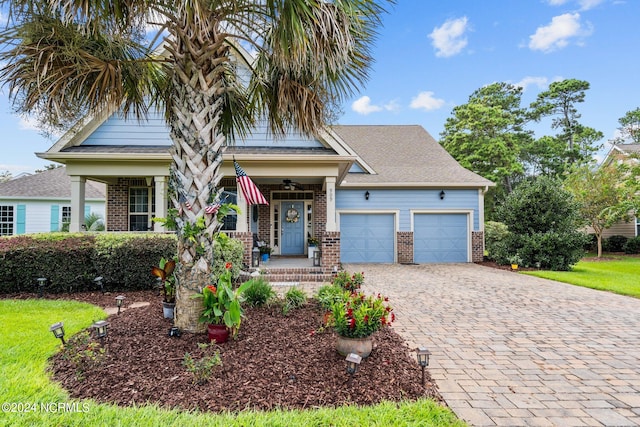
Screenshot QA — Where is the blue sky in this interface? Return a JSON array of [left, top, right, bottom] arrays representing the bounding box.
[[2, 0, 639, 175]]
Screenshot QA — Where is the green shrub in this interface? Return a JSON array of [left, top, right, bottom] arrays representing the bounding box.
[[212, 232, 244, 281], [316, 284, 349, 311], [603, 235, 628, 253], [283, 287, 307, 315], [494, 176, 587, 271], [331, 270, 364, 292], [242, 277, 276, 307], [584, 233, 598, 252], [623, 236, 640, 254], [484, 221, 510, 260]]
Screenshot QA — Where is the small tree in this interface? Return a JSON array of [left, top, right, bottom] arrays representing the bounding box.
[[494, 176, 588, 270], [564, 162, 636, 257]]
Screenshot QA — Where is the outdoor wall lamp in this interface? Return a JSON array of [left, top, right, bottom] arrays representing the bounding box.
[[92, 320, 109, 344], [94, 276, 104, 293], [115, 295, 126, 315], [439, 190, 445, 200], [365, 191, 370, 200], [313, 250, 322, 267], [37, 277, 47, 298], [49, 322, 66, 345], [416, 346, 431, 385]]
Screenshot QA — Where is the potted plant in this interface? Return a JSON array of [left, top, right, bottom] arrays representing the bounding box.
[[307, 237, 319, 259], [508, 254, 523, 271], [326, 290, 394, 358], [195, 262, 251, 342], [151, 257, 177, 318], [259, 246, 272, 262]]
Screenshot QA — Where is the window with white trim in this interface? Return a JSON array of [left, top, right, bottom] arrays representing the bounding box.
[[0, 205, 14, 236], [129, 187, 155, 231]]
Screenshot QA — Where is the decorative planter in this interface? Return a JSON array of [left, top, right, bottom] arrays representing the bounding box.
[[162, 302, 176, 319], [261, 253, 269, 262], [511, 264, 519, 271], [207, 324, 229, 344], [336, 335, 373, 358]]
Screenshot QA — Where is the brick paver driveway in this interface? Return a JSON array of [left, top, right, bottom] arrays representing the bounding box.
[[345, 263, 640, 427]]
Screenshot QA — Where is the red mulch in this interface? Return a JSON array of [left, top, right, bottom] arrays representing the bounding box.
[[4, 290, 443, 414]]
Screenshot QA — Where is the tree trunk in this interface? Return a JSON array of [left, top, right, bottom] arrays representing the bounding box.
[[167, 19, 229, 332]]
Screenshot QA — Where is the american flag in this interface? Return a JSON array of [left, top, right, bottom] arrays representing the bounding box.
[[234, 161, 268, 206], [178, 192, 192, 215], [205, 203, 220, 215]]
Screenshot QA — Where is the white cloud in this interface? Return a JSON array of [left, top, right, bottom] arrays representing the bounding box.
[[528, 13, 592, 52], [547, 0, 570, 5], [429, 17, 469, 58], [409, 91, 445, 111], [19, 114, 41, 132], [352, 96, 382, 114], [513, 76, 549, 91], [546, 0, 603, 9]]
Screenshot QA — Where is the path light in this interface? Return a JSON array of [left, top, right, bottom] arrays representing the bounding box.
[[115, 295, 126, 315], [92, 320, 109, 344], [94, 276, 104, 293], [416, 346, 431, 385], [37, 277, 47, 298], [50, 322, 66, 345], [345, 353, 362, 386]]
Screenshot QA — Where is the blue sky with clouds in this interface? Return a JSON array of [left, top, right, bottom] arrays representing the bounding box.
[[1, 0, 639, 175]]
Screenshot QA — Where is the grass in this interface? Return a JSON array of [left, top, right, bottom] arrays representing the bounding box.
[[523, 254, 640, 298], [0, 299, 464, 427]]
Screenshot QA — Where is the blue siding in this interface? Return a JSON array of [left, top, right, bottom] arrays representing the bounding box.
[[16, 204, 26, 235], [50, 205, 59, 231], [336, 189, 480, 231], [83, 113, 324, 148]]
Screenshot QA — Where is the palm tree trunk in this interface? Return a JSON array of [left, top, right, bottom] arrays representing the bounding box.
[[168, 20, 229, 332]]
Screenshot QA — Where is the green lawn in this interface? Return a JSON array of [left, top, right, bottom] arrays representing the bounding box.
[[523, 255, 640, 298], [0, 299, 464, 427]]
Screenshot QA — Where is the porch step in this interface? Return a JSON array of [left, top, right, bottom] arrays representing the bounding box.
[[240, 269, 332, 283]]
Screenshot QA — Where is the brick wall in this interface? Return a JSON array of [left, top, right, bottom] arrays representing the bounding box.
[[321, 231, 340, 274], [227, 231, 253, 268], [106, 179, 129, 231], [472, 231, 484, 263], [397, 231, 414, 264]]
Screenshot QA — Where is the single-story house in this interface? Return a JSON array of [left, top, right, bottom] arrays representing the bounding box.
[[0, 166, 105, 235], [598, 143, 640, 239], [35, 106, 493, 280]]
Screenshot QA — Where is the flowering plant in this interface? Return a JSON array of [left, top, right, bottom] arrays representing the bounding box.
[[195, 262, 250, 337], [332, 270, 364, 292], [327, 291, 394, 338]]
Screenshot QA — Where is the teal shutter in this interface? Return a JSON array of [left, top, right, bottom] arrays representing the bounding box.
[[84, 205, 91, 218], [16, 204, 26, 234], [50, 205, 59, 231]]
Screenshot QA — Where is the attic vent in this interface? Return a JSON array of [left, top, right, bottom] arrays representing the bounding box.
[[129, 178, 147, 187]]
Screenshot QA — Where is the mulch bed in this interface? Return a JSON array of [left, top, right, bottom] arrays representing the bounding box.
[[5, 291, 443, 414]]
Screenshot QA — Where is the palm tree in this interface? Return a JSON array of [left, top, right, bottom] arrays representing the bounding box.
[[0, 0, 390, 331]]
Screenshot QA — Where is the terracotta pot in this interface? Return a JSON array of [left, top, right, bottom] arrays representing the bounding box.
[[336, 335, 373, 358], [207, 324, 229, 344]]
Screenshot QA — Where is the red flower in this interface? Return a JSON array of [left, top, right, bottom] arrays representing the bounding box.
[[384, 297, 389, 302], [391, 312, 396, 322], [349, 318, 356, 329], [385, 306, 391, 312], [225, 262, 232, 269], [381, 316, 387, 325], [364, 315, 369, 323], [206, 285, 217, 294], [309, 330, 315, 336], [347, 308, 353, 317]]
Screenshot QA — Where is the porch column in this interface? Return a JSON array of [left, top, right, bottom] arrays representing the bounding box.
[[69, 175, 86, 232], [235, 185, 248, 232], [153, 176, 167, 232], [325, 177, 337, 232]]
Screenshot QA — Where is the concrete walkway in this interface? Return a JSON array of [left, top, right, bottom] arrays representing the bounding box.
[[345, 263, 640, 427]]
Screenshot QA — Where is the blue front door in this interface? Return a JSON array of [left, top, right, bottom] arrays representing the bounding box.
[[281, 201, 305, 255]]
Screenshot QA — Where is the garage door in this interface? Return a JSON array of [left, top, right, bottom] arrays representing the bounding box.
[[414, 214, 468, 263], [340, 214, 395, 263]]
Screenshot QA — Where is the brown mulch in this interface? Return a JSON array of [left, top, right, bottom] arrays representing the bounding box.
[[6, 290, 442, 414], [474, 260, 538, 272]]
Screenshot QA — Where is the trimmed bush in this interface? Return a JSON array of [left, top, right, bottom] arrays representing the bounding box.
[[623, 236, 640, 254], [603, 235, 628, 253], [242, 277, 276, 307]]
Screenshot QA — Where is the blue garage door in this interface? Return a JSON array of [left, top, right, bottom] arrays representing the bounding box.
[[341, 214, 395, 263], [414, 214, 468, 263]]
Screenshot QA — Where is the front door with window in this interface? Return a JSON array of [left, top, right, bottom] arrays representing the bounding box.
[[281, 201, 304, 255]]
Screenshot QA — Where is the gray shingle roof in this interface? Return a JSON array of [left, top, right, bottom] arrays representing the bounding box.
[[0, 167, 105, 199], [332, 125, 494, 187], [615, 144, 640, 155]]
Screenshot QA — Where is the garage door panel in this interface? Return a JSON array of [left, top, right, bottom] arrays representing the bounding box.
[[341, 214, 395, 263], [414, 214, 468, 263]]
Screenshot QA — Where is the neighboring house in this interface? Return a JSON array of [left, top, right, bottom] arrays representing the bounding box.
[[598, 144, 640, 239], [36, 106, 493, 275], [0, 167, 106, 236]]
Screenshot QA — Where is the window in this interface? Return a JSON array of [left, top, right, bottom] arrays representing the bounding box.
[[129, 187, 155, 231], [61, 206, 71, 226], [220, 189, 237, 231], [0, 206, 14, 236]]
